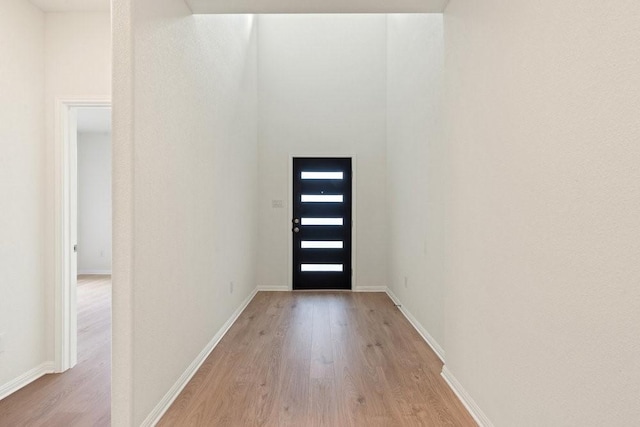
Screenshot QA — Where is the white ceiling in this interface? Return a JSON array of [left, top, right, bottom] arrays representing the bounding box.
[[29, 0, 110, 12], [185, 0, 449, 14], [77, 108, 112, 134]]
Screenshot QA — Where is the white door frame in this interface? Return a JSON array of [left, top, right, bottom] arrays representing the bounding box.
[[287, 154, 357, 291], [54, 99, 111, 372]]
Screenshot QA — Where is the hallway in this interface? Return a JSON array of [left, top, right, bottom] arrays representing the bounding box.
[[2, 0, 638, 424], [0, 276, 111, 427], [159, 292, 475, 426]]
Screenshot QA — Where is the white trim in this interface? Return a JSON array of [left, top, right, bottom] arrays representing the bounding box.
[[140, 287, 259, 427], [257, 287, 386, 293], [257, 285, 290, 292], [77, 270, 112, 275], [54, 99, 111, 373], [353, 286, 387, 293], [441, 366, 493, 427], [385, 287, 446, 361], [288, 154, 357, 291], [0, 362, 55, 401]]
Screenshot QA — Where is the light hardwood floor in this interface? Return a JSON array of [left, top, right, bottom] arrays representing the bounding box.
[[0, 275, 111, 427], [159, 292, 476, 426]]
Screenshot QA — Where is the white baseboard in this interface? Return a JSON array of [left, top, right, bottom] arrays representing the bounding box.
[[0, 361, 55, 401], [78, 270, 112, 275], [441, 366, 493, 427], [385, 288, 491, 426], [140, 287, 259, 427], [385, 287, 446, 362], [352, 286, 387, 292], [257, 286, 290, 292], [257, 286, 387, 293]]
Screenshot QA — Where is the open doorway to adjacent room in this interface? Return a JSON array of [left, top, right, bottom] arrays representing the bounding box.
[[53, 103, 112, 424], [53, 102, 113, 423]]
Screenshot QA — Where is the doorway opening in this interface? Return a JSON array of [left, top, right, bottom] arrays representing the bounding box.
[[54, 101, 111, 378], [291, 157, 353, 290]]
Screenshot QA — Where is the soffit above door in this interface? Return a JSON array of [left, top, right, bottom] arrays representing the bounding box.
[[184, 0, 449, 14]]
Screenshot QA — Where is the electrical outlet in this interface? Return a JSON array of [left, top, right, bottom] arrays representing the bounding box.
[[230, 281, 234, 294], [404, 276, 408, 288], [0, 333, 5, 354]]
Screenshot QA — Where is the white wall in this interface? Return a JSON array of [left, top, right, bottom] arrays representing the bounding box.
[[257, 15, 388, 290], [111, 0, 134, 423], [444, 1, 640, 425], [386, 14, 445, 354], [43, 11, 112, 361], [0, 0, 46, 393], [77, 132, 112, 274], [113, 0, 259, 423], [0, 3, 111, 399]]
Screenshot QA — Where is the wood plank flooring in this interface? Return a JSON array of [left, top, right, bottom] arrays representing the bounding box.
[[0, 275, 111, 427], [159, 292, 476, 426]]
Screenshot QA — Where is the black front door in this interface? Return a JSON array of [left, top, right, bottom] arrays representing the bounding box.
[[292, 158, 352, 290]]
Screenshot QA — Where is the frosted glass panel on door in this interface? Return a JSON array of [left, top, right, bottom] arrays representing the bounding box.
[[301, 172, 344, 180], [301, 195, 344, 203], [301, 264, 344, 272], [301, 241, 344, 249], [301, 218, 344, 226]]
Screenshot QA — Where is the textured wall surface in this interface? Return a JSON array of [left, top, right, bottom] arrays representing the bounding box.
[[77, 132, 112, 274], [111, 0, 135, 423], [257, 14, 388, 291], [444, 1, 640, 425], [0, 0, 45, 390], [386, 14, 445, 351], [116, 1, 259, 423]]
